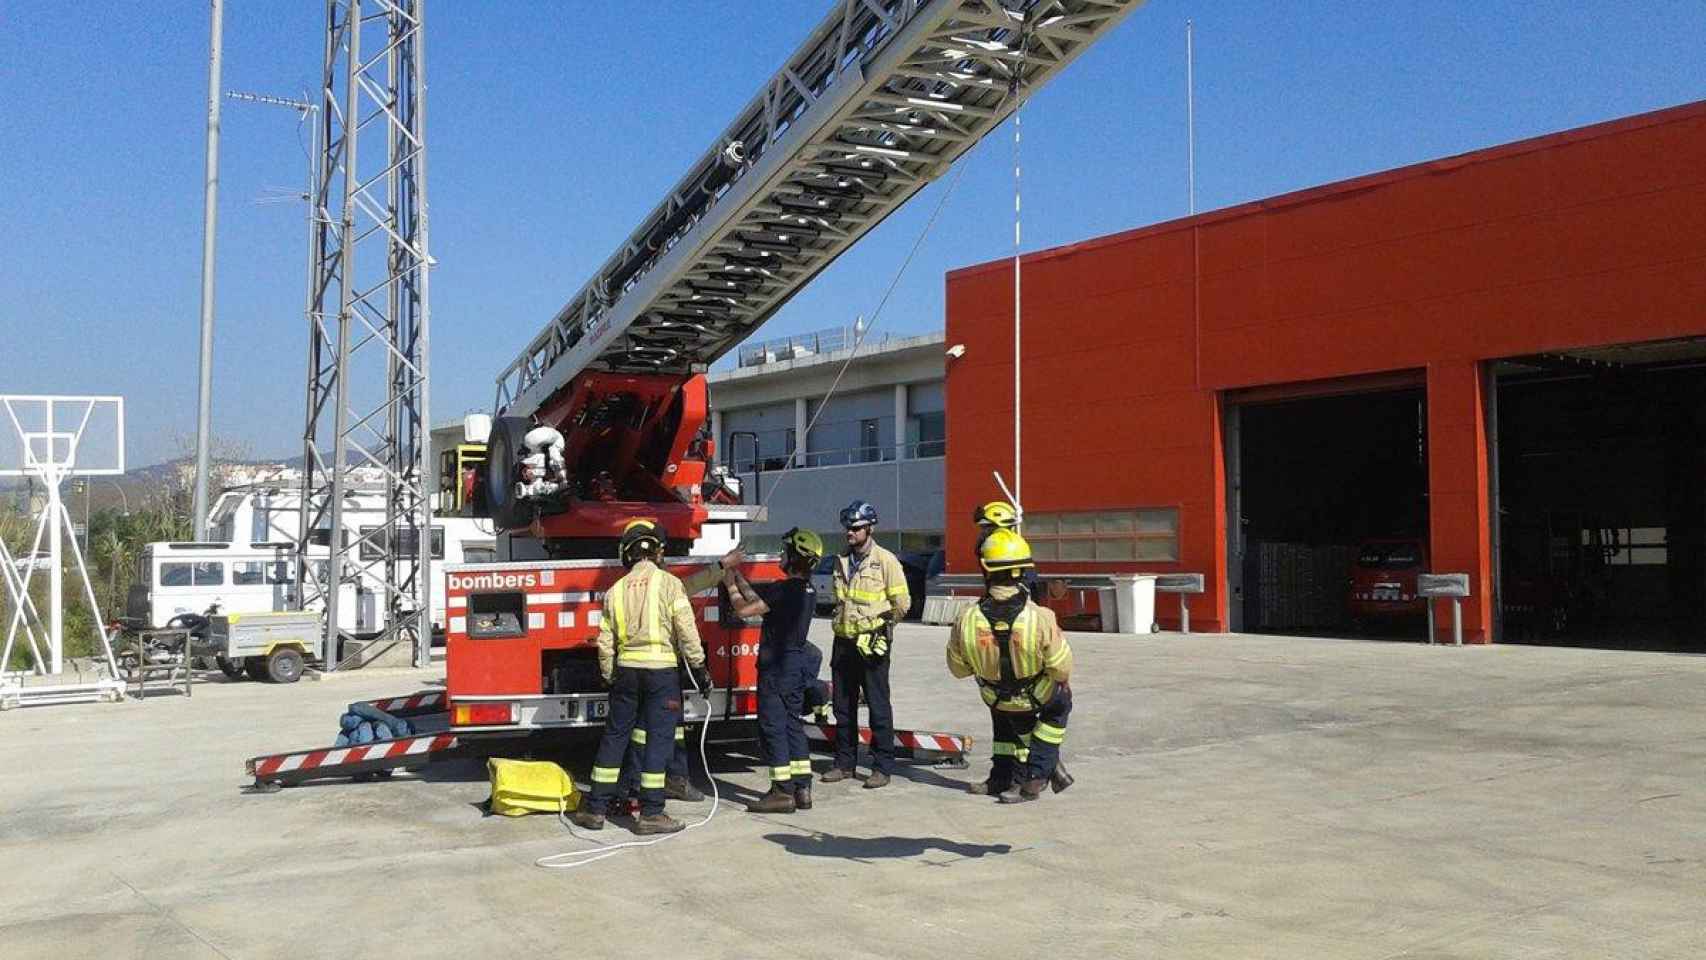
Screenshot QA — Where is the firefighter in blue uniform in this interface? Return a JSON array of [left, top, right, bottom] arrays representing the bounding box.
[[725, 527, 825, 813]]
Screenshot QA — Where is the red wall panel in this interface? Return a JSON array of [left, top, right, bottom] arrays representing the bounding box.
[[945, 101, 1706, 638]]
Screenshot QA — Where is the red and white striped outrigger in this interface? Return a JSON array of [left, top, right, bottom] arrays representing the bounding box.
[[360, 691, 445, 714], [247, 732, 461, 788], [806, 724, 971, 758]]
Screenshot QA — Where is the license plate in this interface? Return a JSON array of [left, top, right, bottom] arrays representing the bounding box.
[[586, 698, 609, 720]]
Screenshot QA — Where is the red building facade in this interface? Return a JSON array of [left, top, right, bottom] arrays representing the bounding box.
[[946, 101, 1706, 641]]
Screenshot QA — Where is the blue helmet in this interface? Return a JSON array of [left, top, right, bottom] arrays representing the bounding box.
[[839, 500, 878, 530]]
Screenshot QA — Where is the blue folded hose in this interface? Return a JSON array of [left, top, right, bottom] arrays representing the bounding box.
[[348, 702, 412, 738]]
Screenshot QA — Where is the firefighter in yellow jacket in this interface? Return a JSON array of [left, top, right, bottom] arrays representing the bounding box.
[[572, 519, 730, 834], [947, 529, 1074, 802], [825, 499, 910, 789]]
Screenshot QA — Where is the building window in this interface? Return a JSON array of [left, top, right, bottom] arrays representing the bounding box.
[[910, 411, 945, 458], [784, 428, 797, 465], [1024, 509, 1180, 563], [859, 419, 880, 463], [1585, 527, 1668, 566], [358, 526, 447, 561]]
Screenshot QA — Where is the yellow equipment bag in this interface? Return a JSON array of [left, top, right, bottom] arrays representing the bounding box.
[[487, 758, 580, 817]]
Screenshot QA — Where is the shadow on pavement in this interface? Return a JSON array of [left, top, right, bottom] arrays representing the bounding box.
[[762, 831, 1012, 863]]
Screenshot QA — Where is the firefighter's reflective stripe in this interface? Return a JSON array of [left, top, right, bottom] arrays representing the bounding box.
[[770, 765, 792, 782], [591, 765, 621, 784], [957, 607, 1057, 711], [612, 571, 675, 667], [789, 758, 812, 777], [832, 613, 888, 638], [674, 726, 686, 742], [630, 728, 647, 745], [833, 545, 909, 639], [639, 771, 666, 789], [1034, 721, 1067, 745]]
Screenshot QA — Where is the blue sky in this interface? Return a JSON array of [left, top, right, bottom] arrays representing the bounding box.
[[2, 2, 1701, 468]]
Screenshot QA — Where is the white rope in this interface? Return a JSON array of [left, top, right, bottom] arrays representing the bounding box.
[[536, 674, 721, 869]]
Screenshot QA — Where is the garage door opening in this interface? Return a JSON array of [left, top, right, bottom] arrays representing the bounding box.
[[1494, 340, 1706, 651], [1226, 383, 1429, 637]]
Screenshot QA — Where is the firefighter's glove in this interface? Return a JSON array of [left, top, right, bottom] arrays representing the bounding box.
[[598, 672, 613, 690], [689, 664, 713, 694], [855, 633, 889, 661]]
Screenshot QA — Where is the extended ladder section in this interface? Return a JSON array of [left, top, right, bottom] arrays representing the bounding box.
[[495, 0, 1144, 419]]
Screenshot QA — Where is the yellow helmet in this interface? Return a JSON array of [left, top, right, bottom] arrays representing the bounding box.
[[781, 527, 825, 564], [978, 528, 1034, 574], [973, 500, 1020, 530], [619, 518, 664, 562]]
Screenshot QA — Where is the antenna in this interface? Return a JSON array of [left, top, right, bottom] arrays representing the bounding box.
[[1186, 19, 1197, 215]]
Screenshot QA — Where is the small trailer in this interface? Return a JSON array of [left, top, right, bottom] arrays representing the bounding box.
[[201, 610, 322, 684]]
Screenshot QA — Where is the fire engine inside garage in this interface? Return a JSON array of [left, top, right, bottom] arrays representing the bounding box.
[[946, 100, 1706, 648]]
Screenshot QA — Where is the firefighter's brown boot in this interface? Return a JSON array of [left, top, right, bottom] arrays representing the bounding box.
[[747, 785, 797, 814], [1001, 778, 1048, 803], [966, 778, 1012, 796], [862, 771, 891, 790], [568, 809, 606, 830], [665, 775, 705, 802], [820, 767, 860, 784], [634, 813, 685, 835], [794, 784, 813, 810]]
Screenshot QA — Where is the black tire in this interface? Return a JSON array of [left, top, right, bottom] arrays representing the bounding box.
[[483, 415, 533, 532], [266, 647, 306, 684], [216, 656, 245, 680], [244, 657, 270, 682]]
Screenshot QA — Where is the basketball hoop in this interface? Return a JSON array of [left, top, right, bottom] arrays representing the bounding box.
[[0, 395, 126, 708]]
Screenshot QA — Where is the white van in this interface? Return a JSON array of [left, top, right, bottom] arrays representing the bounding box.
[[131, 518, 496, 636]]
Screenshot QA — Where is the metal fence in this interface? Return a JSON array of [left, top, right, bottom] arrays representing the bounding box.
[[727, 429, 945, 473], [736, 326, 897, 368]]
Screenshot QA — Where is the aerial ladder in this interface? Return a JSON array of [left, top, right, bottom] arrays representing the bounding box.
[[482, 0, 1144, 554], [249, 0, 1141, 788]]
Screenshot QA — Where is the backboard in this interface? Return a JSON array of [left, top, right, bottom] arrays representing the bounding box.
[[0, 396, 125, 477]]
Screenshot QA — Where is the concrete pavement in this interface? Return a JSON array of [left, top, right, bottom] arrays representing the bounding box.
[[2, 624, 1704, 958]]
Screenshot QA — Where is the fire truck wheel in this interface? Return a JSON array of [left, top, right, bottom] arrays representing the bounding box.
[[215, 656, 246, 680], [266, 647, 306, 684], [244, 657, 270, 682], [484, 415, 533, 531]]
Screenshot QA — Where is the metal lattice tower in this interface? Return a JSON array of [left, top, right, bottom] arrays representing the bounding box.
[[300, 0, 432, 670]]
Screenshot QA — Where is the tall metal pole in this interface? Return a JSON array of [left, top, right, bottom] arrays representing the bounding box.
[[323, 2, 363, 669], [46, 463, 63, 674], [410, 10, 434, 668], [192, 0, 224, 541], [1012, 103, 1023, 514], [1186, 19, 1197, 215]]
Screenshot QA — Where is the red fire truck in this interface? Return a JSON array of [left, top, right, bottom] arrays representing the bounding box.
[[246, 0, 1138, 788]]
